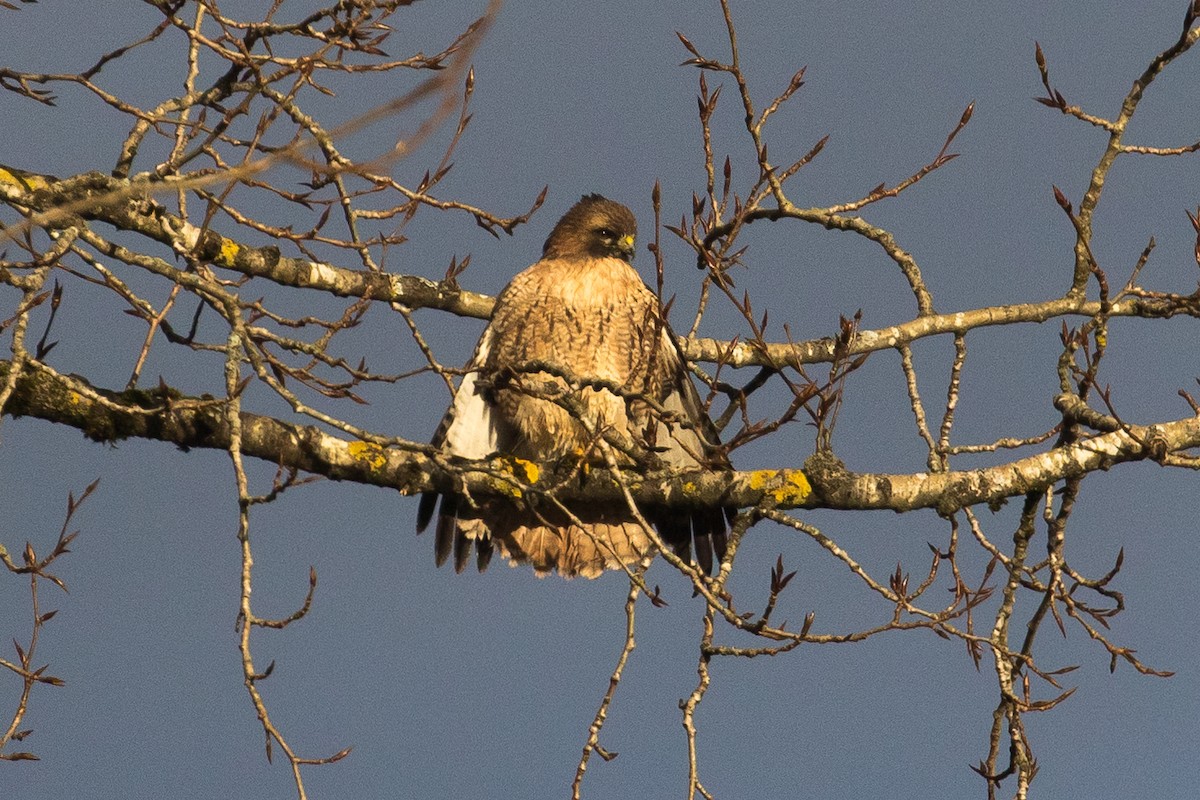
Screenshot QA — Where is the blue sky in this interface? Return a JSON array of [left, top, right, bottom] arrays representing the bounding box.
[[4, 2, 1200, 798]]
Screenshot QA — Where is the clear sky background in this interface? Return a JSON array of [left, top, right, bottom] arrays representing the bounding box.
[[3, 2, 1200, 798]]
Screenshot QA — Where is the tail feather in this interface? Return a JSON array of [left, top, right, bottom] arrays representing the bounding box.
[[441, 506, 655, 579], [453, 518, 473, 573], [475, 534, 494, 572], [692, 511, 715, 575], [416, 491, 438, 533], [433, 495, 459, 568], [425, 497, 730, 578]]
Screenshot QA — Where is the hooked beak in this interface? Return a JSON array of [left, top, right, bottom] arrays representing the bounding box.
[[617, 233, 636, 261]]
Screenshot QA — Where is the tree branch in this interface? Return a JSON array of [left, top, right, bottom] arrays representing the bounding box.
[[4, 358, 1195, 516], [6, 167, 1199, 372]]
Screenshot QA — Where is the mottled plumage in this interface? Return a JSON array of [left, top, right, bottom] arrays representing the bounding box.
[[417, 194, 727, 578]]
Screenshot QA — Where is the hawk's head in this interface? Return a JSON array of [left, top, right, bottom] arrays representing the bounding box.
[[542, 194, 637, 263]]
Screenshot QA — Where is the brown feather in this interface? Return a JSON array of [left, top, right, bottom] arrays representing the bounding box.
[[418, 195, 729, 578]]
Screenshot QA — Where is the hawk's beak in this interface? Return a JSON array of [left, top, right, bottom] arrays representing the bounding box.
[[618, 234, 636, 261]]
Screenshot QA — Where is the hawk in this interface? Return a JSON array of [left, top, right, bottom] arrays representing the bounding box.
[[416, 194, 728, 578]]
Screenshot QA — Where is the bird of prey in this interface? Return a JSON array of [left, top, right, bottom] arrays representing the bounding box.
[[416, 194, 728, 578]]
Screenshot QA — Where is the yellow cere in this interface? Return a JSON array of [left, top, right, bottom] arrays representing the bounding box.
[[347, 440, 387, 470]]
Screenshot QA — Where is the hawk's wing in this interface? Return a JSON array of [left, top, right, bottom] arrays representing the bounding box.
[[644, 325, 730, 574], [436, 327, 505, 460], [415, 326, 514, 570], [416, 312, 731, 576]]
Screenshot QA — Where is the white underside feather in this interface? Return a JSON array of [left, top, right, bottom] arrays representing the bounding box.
[[442, 327, 502, 459]]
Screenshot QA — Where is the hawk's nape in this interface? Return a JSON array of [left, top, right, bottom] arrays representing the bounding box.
[[415, 194, 730, 578]]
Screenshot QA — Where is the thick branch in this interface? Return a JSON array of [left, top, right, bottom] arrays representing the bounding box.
[[4, 359, 1195, 515]]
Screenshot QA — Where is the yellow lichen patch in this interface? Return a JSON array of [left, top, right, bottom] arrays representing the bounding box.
[[492, 456, 540, 498], [0, 167, 50, 192], [69, 391, 83, 406], [512, 457, 540, 484], [495, 482, 524, 499], [748, 469, 779, 490], [748, 469, 812, 505], [218, 237, 241, 266], [775, 471, 812, 504], [347, 440, 387, 470], [570, 446, 591, 476], [683, 481, 698, 494]]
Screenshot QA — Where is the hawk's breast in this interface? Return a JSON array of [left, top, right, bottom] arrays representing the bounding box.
[[486, 256, 661, 460]]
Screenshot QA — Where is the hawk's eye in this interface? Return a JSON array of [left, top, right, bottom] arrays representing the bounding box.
[[596, 227, 615, 240]]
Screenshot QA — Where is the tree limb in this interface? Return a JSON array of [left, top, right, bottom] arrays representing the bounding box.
[[4, 358, 1194, 515]]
